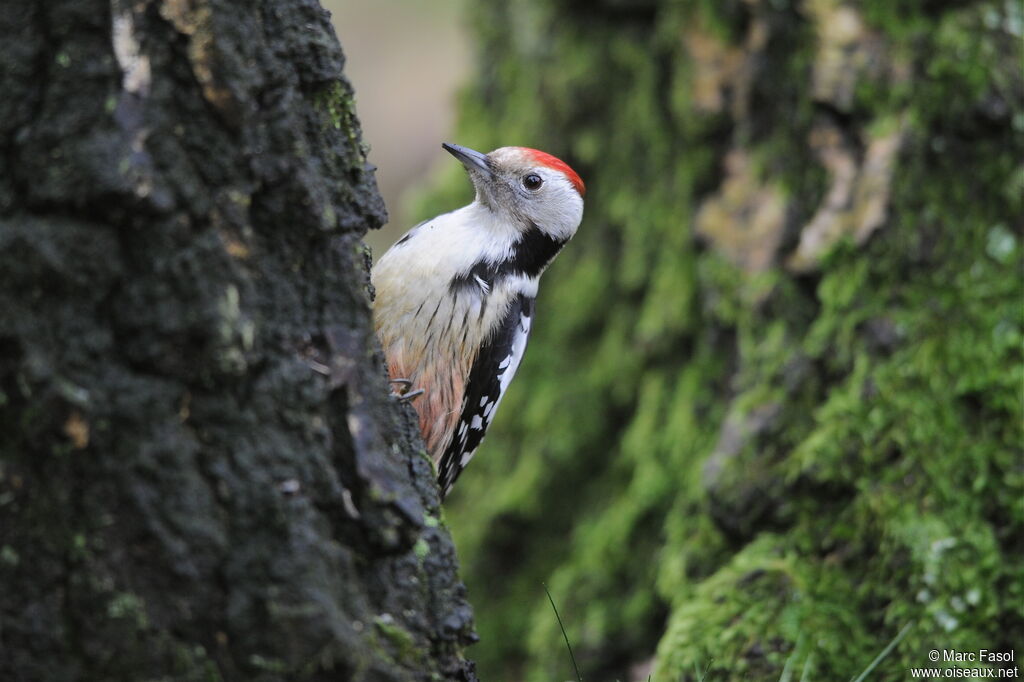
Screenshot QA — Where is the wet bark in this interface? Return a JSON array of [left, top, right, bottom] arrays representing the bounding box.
[[0, 1, 475, 680]]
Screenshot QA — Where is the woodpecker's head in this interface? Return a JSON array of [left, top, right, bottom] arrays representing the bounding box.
[[442, 143, 585, 242]]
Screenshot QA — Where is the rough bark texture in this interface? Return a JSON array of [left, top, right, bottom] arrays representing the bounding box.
[[0, 1, 475, 680], [424, 0, 1023, 679]]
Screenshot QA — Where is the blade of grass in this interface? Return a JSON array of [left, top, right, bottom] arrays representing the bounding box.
[[850, 623, 913, 682], [799, 652, 815, 682], [779, 633, 806, 682], [543, 582, 582, 682]]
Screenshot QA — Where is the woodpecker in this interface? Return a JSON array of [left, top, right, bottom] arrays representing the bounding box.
[[372, 143, 585, 498]]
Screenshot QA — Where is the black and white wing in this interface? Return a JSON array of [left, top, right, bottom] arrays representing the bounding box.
[[437, 294, 534, 497]]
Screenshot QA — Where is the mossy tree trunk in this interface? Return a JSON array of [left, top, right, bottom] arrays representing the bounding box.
[[0, 1, 475, 680], [430, 0, 1023, 679]]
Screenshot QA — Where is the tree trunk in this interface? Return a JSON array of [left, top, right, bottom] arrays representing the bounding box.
[[0, 1, 475, 680], [439, 0, 1023, 680]]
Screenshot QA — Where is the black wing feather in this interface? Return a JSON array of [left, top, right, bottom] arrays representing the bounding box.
[[437, 294, 534, 497]]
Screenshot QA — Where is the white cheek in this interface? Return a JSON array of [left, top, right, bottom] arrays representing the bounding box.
[[531, 181, 583, 241]]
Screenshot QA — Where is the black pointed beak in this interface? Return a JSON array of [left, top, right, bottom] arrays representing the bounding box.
[[442, 142, 492, 176]]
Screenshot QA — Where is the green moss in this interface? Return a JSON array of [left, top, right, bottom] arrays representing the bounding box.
[[374, 615, 422, 666], [434, 0, 1023, 679], [312, 81, 355, 134], [654, 536, 875, 680], [247, 654, 289, 673], [107, 592, 150, 630], [0, 544, 19, 566]]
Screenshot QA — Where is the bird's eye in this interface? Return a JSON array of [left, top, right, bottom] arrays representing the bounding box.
[[523, 174, 543, 191]]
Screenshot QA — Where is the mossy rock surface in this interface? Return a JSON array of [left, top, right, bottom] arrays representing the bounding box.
[[425, 0, 1024, 679]]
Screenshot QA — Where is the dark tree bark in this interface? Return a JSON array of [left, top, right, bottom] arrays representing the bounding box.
[[0, 1, 475, 680]]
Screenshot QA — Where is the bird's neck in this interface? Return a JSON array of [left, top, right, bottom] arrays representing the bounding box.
[[461, 201, 568, 279]]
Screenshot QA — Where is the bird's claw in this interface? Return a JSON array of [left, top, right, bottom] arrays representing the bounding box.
[[389, 378, 424, 403], [397, 388, 425, 403]]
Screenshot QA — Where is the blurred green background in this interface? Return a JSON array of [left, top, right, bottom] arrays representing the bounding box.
[[333, 1, 1023, 680]]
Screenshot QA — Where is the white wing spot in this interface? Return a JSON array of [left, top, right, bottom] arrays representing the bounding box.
[[470, 415, 483, 430], [497, 312, 531, 400]]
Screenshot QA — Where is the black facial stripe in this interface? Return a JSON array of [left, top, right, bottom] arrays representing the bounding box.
[[508, 222, 566, 277], [447, 222, 567, 294]]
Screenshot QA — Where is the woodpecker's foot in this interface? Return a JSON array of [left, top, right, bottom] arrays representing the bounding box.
[[389, 378, 424, 403], [306, 359, 331, 376], [397, 388, 425, 403]]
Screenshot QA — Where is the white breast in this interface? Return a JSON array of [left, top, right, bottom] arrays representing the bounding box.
[[371, 203, 537, 459]]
